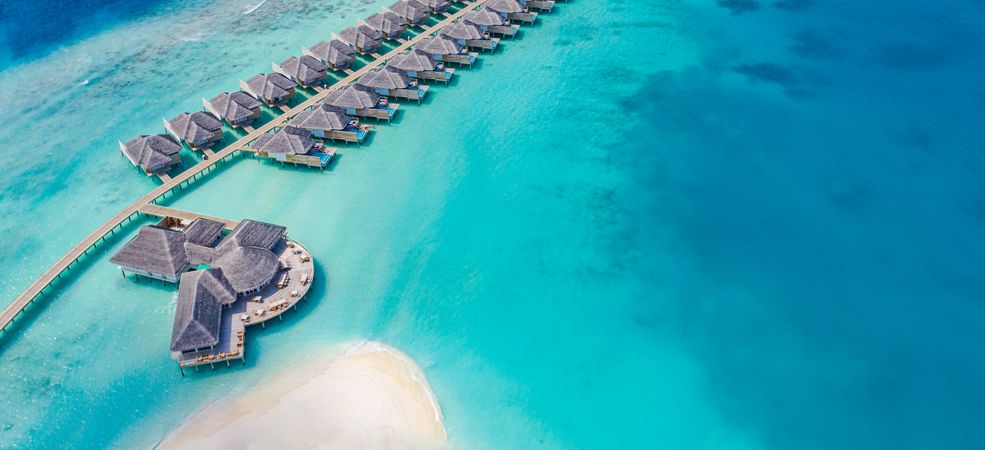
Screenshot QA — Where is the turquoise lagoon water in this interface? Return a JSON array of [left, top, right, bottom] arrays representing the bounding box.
[[2, 0, 985, 448]]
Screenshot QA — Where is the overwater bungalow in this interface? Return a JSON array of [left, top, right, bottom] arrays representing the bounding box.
[[386, 49, 455, 83], [525, 0, 555, 13], [388, 0, 430, 25], [485, 0, 538, 24], [241, 72, 298, 107], [357, 67, 429, 104], [303, 39, 357, 71], [110, 217, 226, 282], [463, 8, 519, 37], [164, 111, 223, 150], [288, 103, 369, 144], [324, 85, 399, 122], [337, 25, 383, 54], [364, 11, 408, 40], [273, 55, 329, 88], [441, 20, 499, 52], [416, 35, 478, 67], [421, 0, 451, 13], [118, 134, 182, 176], [250, 126, 335, 168], [202, 91, 262, 128]]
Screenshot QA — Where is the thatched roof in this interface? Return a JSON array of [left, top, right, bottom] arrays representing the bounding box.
[[387, 50, 436, 72], [463, 8, 506, 26], [442, 21, 484, 40], [168, 112, 222, 144], [307, 40, 357, 67], [121, 134, 181, 171], [289, 104, 352, 131], [218, 219, 287, 253], [207, 91, 261, 124], [279, 55, 328, 85], [171, 269, 235, 352], [486, 0, 523, 13], [357, 67, 411, 90], [110, 226, 188, 277], [246, 73, 297, 102], [388, 0, 429, 23], [338, 25, 382, 49], [251, 126, 316, 155], [183, 218, 224, 246], [214, 246, 280, 295], [417, 35, 464, 55], [421, 0, 451, 9], [365, 11, 407, 35], [324, 85, 380, 109], [185, 243, 216, 266]]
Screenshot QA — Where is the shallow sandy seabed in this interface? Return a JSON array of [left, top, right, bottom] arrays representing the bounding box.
[[157, 341, 449, 450]]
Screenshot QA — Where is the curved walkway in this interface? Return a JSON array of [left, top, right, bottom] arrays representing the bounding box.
[[0, 0, 491, 339]]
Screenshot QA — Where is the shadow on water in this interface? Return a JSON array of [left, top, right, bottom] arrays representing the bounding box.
[[0, 216, 152, 353]]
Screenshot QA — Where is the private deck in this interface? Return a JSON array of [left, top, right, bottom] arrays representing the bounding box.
[[138, 204, 241, 230]]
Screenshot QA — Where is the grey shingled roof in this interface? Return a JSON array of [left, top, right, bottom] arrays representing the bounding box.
[[279, 55, 328, 85], [110, 226, 188, 277], [421, 0, 451, 9], [387, 50, 437, 72], [338, 25, 382, 49], [251, 126, 316, 155], [464, 8, 506, 26], [324, 85, 380, 109], [214, 246, 280, 295], [218, 219, 288, 253], [171, 269, 235, 352], [289, 104, 352, 131], [122, 134, 181, 171], [357, 67, 411, 90], [208, 91, 261, 124], [364, 11, 407, 35], [388, 0, 429, 23], [246, 73, 297, 102], [185, 243, 216, 266], [308, 39, 357, 67], [168, 112, 222, 144], [486, 0, 523, 13], [417, 35, 464, 55], [183, 218, 224, 246], [442, 21, 484, 40]]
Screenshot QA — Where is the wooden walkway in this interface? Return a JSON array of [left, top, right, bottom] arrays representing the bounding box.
[[0, 0, 503, 340], [138, 204, 241, 230]]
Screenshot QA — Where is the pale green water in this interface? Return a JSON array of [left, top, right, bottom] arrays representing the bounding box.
[[2, 0, 985, 448]]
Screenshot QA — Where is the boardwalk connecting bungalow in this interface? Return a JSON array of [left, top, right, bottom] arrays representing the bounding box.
[[324, 85, 399, 122], [441, 20, 499, 52], [486, 0, 538, 24], [249, 126, 335, 168], [273, 55, 329, 88], [386, 49, 455, 83], [164, 111, 223, 151], [357, 67, 429, 104], [337, 25, 383, 54], [241, 73, 298, 107], [288, 103, 369, 144], [388, 0, 430, 25], [203, 91, 262, 128], [463, 8, 519, 37], [416, 35, 478, 67], [111, 217, 315, 371], [303, 39, 357, 71], [364, 11, 408, 40], [119, 134, 182, 176], [421, 0, 451, 13]]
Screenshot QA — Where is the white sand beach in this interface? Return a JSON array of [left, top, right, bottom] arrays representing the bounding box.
[[157, 342, 449, 450]]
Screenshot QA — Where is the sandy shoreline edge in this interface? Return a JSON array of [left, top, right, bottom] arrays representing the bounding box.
[[157, 341, 449, 449]]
